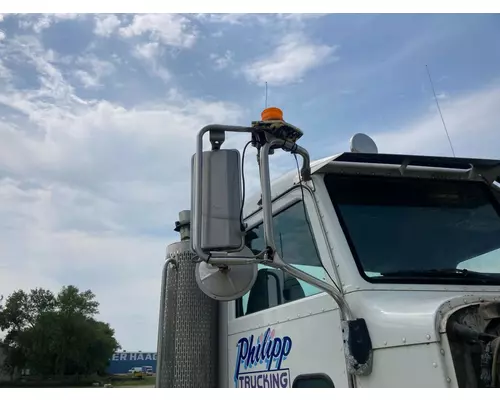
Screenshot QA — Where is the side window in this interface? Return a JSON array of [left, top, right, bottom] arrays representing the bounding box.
[[236, 201, 327, 318], [292, 374, 335, 388]]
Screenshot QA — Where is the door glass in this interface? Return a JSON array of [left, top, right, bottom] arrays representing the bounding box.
[[237, 201, 327, 317]]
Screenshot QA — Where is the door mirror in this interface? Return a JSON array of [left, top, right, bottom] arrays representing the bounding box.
[[191, 148, 244, 252]]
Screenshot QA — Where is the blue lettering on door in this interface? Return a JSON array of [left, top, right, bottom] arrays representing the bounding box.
[[234, 327, 292, 388]]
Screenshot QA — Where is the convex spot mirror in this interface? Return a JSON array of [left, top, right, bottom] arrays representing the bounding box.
[[195, 246, 258, 301]]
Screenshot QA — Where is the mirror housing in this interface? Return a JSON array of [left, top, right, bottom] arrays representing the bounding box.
[[191, 148, 244, 253]]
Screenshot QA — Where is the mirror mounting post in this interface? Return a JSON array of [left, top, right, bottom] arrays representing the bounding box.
[[258, 138, 311, 252]]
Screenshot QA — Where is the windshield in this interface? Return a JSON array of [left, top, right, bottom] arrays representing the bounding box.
[[324, 174, 500, 284]]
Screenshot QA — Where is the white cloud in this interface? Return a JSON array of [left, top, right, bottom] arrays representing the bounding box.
[[195, 13, 256, 25], [73, 70, 98, 88], [0, 30, 5, 41], [210, 50, 233, 70], [195, 13, 288, 26], [72, 55, 116, 88], [94, 14, 121, 37], [119, 14, 197, 48], [194, 13, 326, 29], [0, 61, 9, 80], [133, 42, 171, 82], [18, 13, 83, 33], [278, 13, 327, 20], [243, 33, 337, 86], [134, 41, 161, 60]]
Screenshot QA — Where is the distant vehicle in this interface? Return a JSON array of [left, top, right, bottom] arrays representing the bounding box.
[[130, 366, 144, 379], [144, 366, 153, 376]]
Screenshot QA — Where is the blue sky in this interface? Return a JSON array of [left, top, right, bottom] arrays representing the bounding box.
[[0, 13, 500, 351]]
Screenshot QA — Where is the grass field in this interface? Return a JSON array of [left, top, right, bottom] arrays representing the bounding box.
[[108, 375, 156, 387], [0, 374, 156, 388]]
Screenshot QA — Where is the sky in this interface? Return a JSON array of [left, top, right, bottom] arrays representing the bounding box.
[[0, 13, 500, 351]]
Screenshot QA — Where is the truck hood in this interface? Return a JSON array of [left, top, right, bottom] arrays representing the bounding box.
[[345, 290, 500, 349]]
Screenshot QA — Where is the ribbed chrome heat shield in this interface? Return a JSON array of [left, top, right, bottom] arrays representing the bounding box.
[[157, 240, 219, 387]]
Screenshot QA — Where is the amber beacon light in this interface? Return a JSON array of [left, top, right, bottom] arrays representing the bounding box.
[[261, 107, 284, 121]]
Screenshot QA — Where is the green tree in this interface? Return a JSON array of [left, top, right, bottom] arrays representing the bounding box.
[[0, 285, 119, 379], [0, 289, 44, 378], [57, 286, 98, 317]]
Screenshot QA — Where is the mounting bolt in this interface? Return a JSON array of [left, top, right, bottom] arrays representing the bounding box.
[[426, 334, 431, 340], [402, 338, 406, 344], [433, 363, 437, 368]]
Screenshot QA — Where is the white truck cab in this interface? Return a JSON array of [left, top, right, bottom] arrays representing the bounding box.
[[156, 108, 500, 388]]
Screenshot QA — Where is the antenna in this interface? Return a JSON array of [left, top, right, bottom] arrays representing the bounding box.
[[265, 81, 268, 108], [425, 65, 456, 157]]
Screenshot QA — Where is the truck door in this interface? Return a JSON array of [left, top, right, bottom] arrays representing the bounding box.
[[226, 187, 349, 388]]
